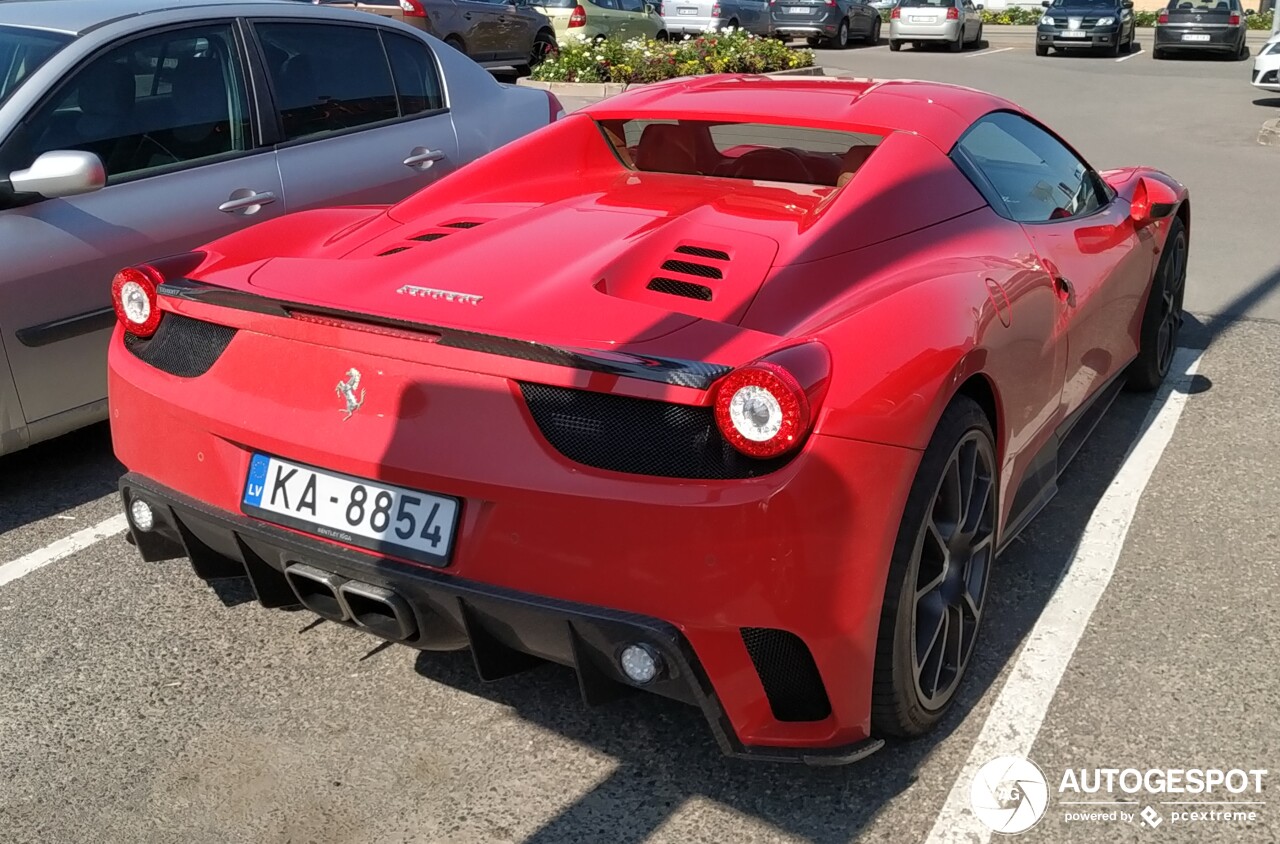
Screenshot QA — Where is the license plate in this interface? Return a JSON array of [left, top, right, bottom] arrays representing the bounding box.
[[678, 6, 698, 14], [1182, 33, 1211, 41], [910, 15, 936, 21], [785, 5, 807, 12], [242, 453, 460, 566], [1060, 30, 1087, 37]]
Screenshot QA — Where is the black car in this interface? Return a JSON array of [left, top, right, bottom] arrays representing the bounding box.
[[771, 0, 883, 49], [1152, 0, 1248, 60], [1035, 0, 1136, 57]]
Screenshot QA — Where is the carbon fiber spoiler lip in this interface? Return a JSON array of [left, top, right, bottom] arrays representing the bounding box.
[[157, 277, 733, 390]]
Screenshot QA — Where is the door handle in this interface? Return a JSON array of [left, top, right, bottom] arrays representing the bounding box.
[[1054, 275, 1077, 308], [403, 147, 447, 171], [218, 189, 276, 214], [463, 11, 472, 18]]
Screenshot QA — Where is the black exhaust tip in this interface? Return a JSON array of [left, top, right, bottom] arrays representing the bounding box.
[[338, 581, 417, 642], [284, 563, 349, 623]]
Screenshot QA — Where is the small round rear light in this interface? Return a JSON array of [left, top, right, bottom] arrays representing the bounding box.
[[111, 267, 162, 338], [713, 362, 811, 459]]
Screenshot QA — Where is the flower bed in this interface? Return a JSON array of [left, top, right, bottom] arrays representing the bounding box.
[[529, 30, 815, 85]]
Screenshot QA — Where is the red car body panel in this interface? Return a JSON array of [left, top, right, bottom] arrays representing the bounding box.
[[108, 75, 1188, 760]]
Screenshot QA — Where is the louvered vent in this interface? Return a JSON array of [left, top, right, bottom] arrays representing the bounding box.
[[660, 259, 723, 279], [674, 245, 730, 261], [411, 232, 450, 242], [646, 277, 713, 301], [378, 246, 412, 256]]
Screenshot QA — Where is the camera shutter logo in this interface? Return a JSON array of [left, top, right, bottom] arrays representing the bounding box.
[[969, 756, 1050, 834]]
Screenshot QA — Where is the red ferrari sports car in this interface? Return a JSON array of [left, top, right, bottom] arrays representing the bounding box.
[[108, 75, 1188, 765]]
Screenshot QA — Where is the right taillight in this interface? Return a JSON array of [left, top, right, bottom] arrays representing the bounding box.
[[712, 344, 830, 459], [891, 7, 900, 19], [1157, 10, 1168, 23], [569, 4, 587, 26], [946, 6, 959, 18], [1228, 12, 1240, 24], [399, 0, 427, 17]]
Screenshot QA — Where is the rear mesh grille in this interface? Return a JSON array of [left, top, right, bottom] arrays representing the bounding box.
[[674, 245, 730, 261], [660, 259, 723, 279], [647, 277, 713, 301], [123, 314, 236, 377], [518, 383, 795, 479], [740, 628, 832, 722], [443, 221, 483, 229], [378, 246, 411, 256], [411, 232, 449, 242]]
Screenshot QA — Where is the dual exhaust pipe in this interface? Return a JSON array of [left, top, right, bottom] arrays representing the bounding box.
[[284, 563, 417, 642]]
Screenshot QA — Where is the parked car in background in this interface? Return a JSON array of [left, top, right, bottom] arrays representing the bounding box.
[[537, 0, 666, 42], [772, 0, 882, 49], [298, 0, 559, 70], [1252, 30, 1280, 89], [1152, 0, 1248, 60], [888, 0, 984, 51], [0, 0, 561, 457], [1035, 0, 1136, 56], [661, 0, 772, 37]]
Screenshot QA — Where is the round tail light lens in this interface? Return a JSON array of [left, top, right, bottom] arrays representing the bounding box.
[[111, 267, 162, 338], [714, 362, 811, 459]]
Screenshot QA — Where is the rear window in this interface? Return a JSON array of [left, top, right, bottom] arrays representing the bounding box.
[[899, 0, 956, 7], [599, 119, 883, 187], [0, 26, 71, 107], [536, 0, 582, 6], [1165, 0, 1236, 11]]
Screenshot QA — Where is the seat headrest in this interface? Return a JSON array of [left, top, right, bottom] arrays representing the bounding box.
[[634, 123, 701, 175], [836, 145, 876, 187]]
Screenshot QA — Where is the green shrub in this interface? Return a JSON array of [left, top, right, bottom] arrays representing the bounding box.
[[530, 30, 815, 85]]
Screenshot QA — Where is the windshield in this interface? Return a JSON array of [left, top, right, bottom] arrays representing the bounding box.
[[0, 26, 71, 108], [898, 0, 957, 7], [1048, 0, 1117, 6], [532, 0, 581, 7], [1165, 0, 1234, 11]]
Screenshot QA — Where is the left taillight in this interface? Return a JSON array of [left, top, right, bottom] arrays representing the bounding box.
[[712, 343, 830, 459], [1228, 12, 1240, 24], [111, 251, 205, 338]]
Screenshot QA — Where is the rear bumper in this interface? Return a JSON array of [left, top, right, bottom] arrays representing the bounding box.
[[120, 473, 886, 765], [889, 20, 961, 41], [1154, 25, 1242, 51], [772, 9, 840, 36]]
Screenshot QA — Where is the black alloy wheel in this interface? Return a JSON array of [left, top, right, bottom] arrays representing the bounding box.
[[1126, 217, 1187, 391]]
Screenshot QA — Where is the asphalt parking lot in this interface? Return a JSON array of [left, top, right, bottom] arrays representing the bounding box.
[[3, 39, 1280, 844]]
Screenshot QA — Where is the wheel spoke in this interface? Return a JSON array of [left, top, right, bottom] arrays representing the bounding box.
[[930, 610, 952, 697], [957, 439, 978, 532], [916, 520, 948, 597], [934, 453, 963, 539], [915, 601, 947, 695], [964, 472, 993, 535]]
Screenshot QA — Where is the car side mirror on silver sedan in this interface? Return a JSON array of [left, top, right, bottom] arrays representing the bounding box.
[[7, 150, 106, 200]]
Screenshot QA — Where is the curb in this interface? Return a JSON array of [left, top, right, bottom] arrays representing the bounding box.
[[1259, 117, 1280, 147], [518, 65, 825, 97]]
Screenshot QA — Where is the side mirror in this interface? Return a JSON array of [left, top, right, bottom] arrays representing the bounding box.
[[8, 150, 105, 199], [1121, 0, 1133, 7], [976, 2, 984, 8], [1041, 1, 1050, 6], [1129, 175, 1179, 230]]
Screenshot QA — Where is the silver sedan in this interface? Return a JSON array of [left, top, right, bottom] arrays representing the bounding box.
[[0, 0, 558, 457], [888, 0, 984, 51]]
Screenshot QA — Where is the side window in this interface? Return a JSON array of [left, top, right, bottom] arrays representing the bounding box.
[[617, 0, 647, 12], [12, 24, 249, 182], [382, 32, 445, 116], [255, 22, 399, 142], [955, 112, 1106, 224]]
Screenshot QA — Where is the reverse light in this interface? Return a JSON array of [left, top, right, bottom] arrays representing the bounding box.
[[619, 644, 663, 684], [569, 4, 587, 26], [713, 344, 830, 460], [399, 0, 427, 16], [111, 267, 162, 338], [129, 499, 155, 533], [946, 6, 959, 19], [1157, 10, 1168, 23]]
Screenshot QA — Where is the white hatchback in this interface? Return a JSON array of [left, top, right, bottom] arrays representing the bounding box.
[[1253, 33, 1280, 93]]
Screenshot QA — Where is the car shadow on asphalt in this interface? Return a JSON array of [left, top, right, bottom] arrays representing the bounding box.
[[0, 421, 122, 537], [398, 381, 1187, 843], [1252, 96, 1280, 108]]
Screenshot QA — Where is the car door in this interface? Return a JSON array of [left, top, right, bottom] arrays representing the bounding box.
[[961, 0, 979, 39], [955, 112, 1155, 420], [850, 0, 875, 36], [611, 0, 646, 37], [453, 0, 507, 59], [0, 21, 284, 428], [252, 21, 460, 212]]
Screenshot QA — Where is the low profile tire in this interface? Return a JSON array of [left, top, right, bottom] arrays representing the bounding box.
[[871, 396, 997, 738], [828, 19, 850, 48], [1035, 44, 1049, 56], [889, 38, 903, 51], [1126, 217, 1187, 392]]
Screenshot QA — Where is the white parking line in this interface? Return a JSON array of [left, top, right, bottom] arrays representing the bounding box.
[[1116, 51, 1142, 62], [0, 513, 128, 589], [965, 47, 1014, 58], [924, 347, 1203, 844]]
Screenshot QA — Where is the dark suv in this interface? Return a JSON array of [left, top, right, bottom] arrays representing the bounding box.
[[1035, 0, 1136, 57]]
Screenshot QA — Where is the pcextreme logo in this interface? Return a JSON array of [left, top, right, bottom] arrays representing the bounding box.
[[969, 757, 1268, 834]]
